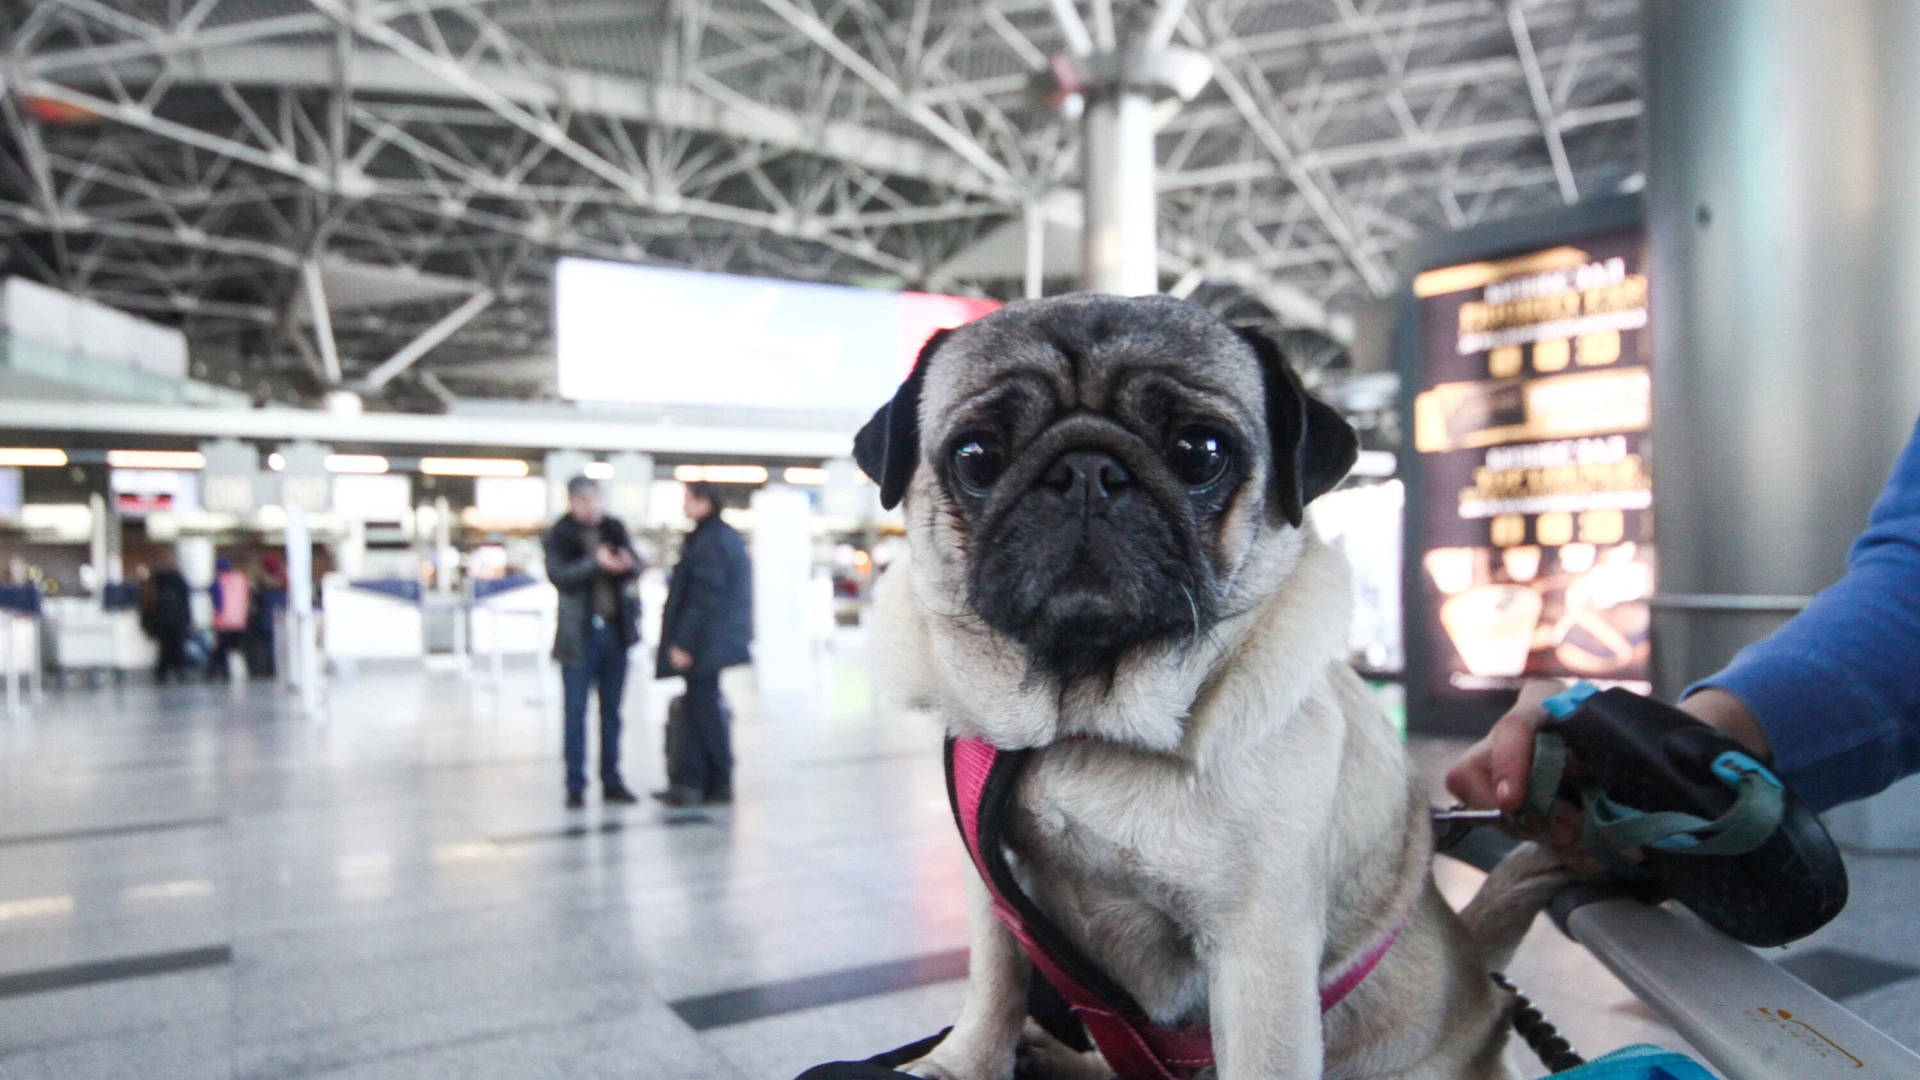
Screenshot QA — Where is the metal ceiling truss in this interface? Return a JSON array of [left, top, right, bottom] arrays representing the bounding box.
[[0, 0, 1642, 405]]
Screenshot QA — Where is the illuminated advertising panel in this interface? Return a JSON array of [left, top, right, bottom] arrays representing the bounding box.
[[554, 258, 999, 412], [1409, 230, 1653, 715]]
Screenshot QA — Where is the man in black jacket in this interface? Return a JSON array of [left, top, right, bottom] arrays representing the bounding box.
[[655, 481, 753, 807], [544, 476, 643, 808], [141, 553, 193, 683]]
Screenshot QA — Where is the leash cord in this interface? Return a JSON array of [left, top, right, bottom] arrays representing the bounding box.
[[1492, 971, 1585, 1074]]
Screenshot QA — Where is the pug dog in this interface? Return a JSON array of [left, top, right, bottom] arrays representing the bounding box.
[[854, 294, 1565, 1080]]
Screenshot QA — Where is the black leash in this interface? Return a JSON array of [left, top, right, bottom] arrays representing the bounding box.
[[1492, 971, 1585, 1073], [1431, 814, 1583, 1072]]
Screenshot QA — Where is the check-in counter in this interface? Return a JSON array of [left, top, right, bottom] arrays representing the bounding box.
[[41, 595, 154, 673], [320, 575, 425, 661], [468, 574, 557, 661]]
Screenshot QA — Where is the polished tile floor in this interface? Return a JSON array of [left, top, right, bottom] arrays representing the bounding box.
[[1, 637, 1916, 1079]]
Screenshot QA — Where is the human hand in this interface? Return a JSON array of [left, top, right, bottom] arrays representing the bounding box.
[[1445, 679, 1569, 815], [1442, 679, 1595, 870], [669, 646, 693, 672], [1445, 680, 1771, 872], [595, 545, 633, 573]]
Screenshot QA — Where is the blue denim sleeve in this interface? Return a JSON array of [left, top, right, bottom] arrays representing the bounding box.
[[1689, 416, 1920, 812]]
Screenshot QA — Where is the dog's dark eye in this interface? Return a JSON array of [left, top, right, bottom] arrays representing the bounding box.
[[1169, 427, 1230, 488], [950, 438, 1004, 492]]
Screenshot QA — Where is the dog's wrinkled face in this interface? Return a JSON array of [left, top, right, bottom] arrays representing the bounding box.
[[856, 294, 1356, 682]]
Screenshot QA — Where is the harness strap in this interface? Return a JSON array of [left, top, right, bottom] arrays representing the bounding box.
[[945, 736, 1410, 1080]]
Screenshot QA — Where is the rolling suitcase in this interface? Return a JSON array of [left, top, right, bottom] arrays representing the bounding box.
[[663, 694, 695, 790]]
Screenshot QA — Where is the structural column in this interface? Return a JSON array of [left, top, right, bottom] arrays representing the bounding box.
[[1645, 0, 1920, 697], [1081, 90, 1159, 296], [1051, 0, 1209, 296]]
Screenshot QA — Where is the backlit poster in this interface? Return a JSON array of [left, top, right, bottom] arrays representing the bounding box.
[[1411, 232, 1653, 704]]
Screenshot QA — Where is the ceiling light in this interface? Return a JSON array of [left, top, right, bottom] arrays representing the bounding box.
[[268, 453, 286, 471], [325, 454, 389, 474], [0, 448, 67, 467], [673, 464, 768, 484], [583, 461, 615, 480], [419, 457, 529, 477], [782, 467, 829, 486], [106, 450, 205, 470]]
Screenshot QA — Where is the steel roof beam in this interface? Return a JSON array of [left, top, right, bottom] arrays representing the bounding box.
[[751, 0, 1021, 192], [359, 286, 495, 390], [1158, 100, 1641, 190], [1199, 40, 1394, 296], [1506, 0, 1578, 204], [0, 0, 479, 80], [76, 42, 1005, 197]]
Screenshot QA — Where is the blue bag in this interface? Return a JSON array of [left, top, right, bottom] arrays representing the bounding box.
[[1540, 1043, 1717, 1080]]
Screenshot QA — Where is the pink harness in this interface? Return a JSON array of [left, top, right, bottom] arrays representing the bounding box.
[[945, 736, 1409, 1080]]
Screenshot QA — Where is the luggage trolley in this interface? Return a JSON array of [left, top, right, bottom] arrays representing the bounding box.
[[797, 685, 1920, 1080]]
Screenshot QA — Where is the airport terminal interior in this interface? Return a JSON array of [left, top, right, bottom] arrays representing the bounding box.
[[3, 2, 1920, 1079]]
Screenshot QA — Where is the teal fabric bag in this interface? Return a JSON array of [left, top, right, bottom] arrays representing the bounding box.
[[1538, 1044, 1717, 1080]]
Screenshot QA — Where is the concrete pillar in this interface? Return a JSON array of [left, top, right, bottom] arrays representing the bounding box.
[[1081, 91, 1159, 296], [176, 535, 215, 630], [1059, 8, 1211, 296], [750, 485, 814, 697], [433, 495, 453, 594], [1645, 0, 1920, 697], [1024, 201, 1047, 300], [86, 493, 108, 592]]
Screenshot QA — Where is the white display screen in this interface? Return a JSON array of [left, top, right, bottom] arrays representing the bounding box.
[[331, 474, 411, 523], [554, 258, 998, 412], [473, 477, 549, 524]]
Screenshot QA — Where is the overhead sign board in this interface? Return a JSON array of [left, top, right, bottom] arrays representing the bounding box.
[[1408, 229, 1654, 718], [277, 441, 332, 514], [553, 258, 999, 413], [110, 468, 197, 515], [199, 438, 260, 514]]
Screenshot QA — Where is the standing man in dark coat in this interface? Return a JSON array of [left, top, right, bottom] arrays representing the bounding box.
[[655, 481, 753, 807], [544, 476, 643, 809], [141, 552, 193, 683]]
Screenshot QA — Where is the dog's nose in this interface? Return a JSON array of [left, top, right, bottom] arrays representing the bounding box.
[[1043, 450, 1132, 505]]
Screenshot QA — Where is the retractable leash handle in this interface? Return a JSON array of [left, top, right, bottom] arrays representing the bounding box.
[[1531, 682, 1848, 947]]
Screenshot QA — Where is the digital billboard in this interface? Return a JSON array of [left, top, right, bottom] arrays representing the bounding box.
[[554, 258, 1000, 412], [1409, 230, 1654, 715]]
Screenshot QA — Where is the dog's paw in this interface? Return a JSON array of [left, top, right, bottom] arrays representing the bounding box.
[[899, 1047, 1012, 1080], [1013, 1020, 1109, 1080], [898, 1056, 964, 1080]]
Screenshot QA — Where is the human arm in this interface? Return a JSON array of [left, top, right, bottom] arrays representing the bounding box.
[[595, 521, 644, 580], [662, 534, 729, 659], [1688, 417, 1920, 811], [542, 526, 598, 590]]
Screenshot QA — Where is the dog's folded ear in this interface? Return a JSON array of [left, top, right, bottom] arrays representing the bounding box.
[[854, 328, 953, 510], [1236, 326, 1360, 529]]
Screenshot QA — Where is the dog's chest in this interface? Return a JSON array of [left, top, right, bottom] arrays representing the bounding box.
[[999, 756, 1217, 1024]]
